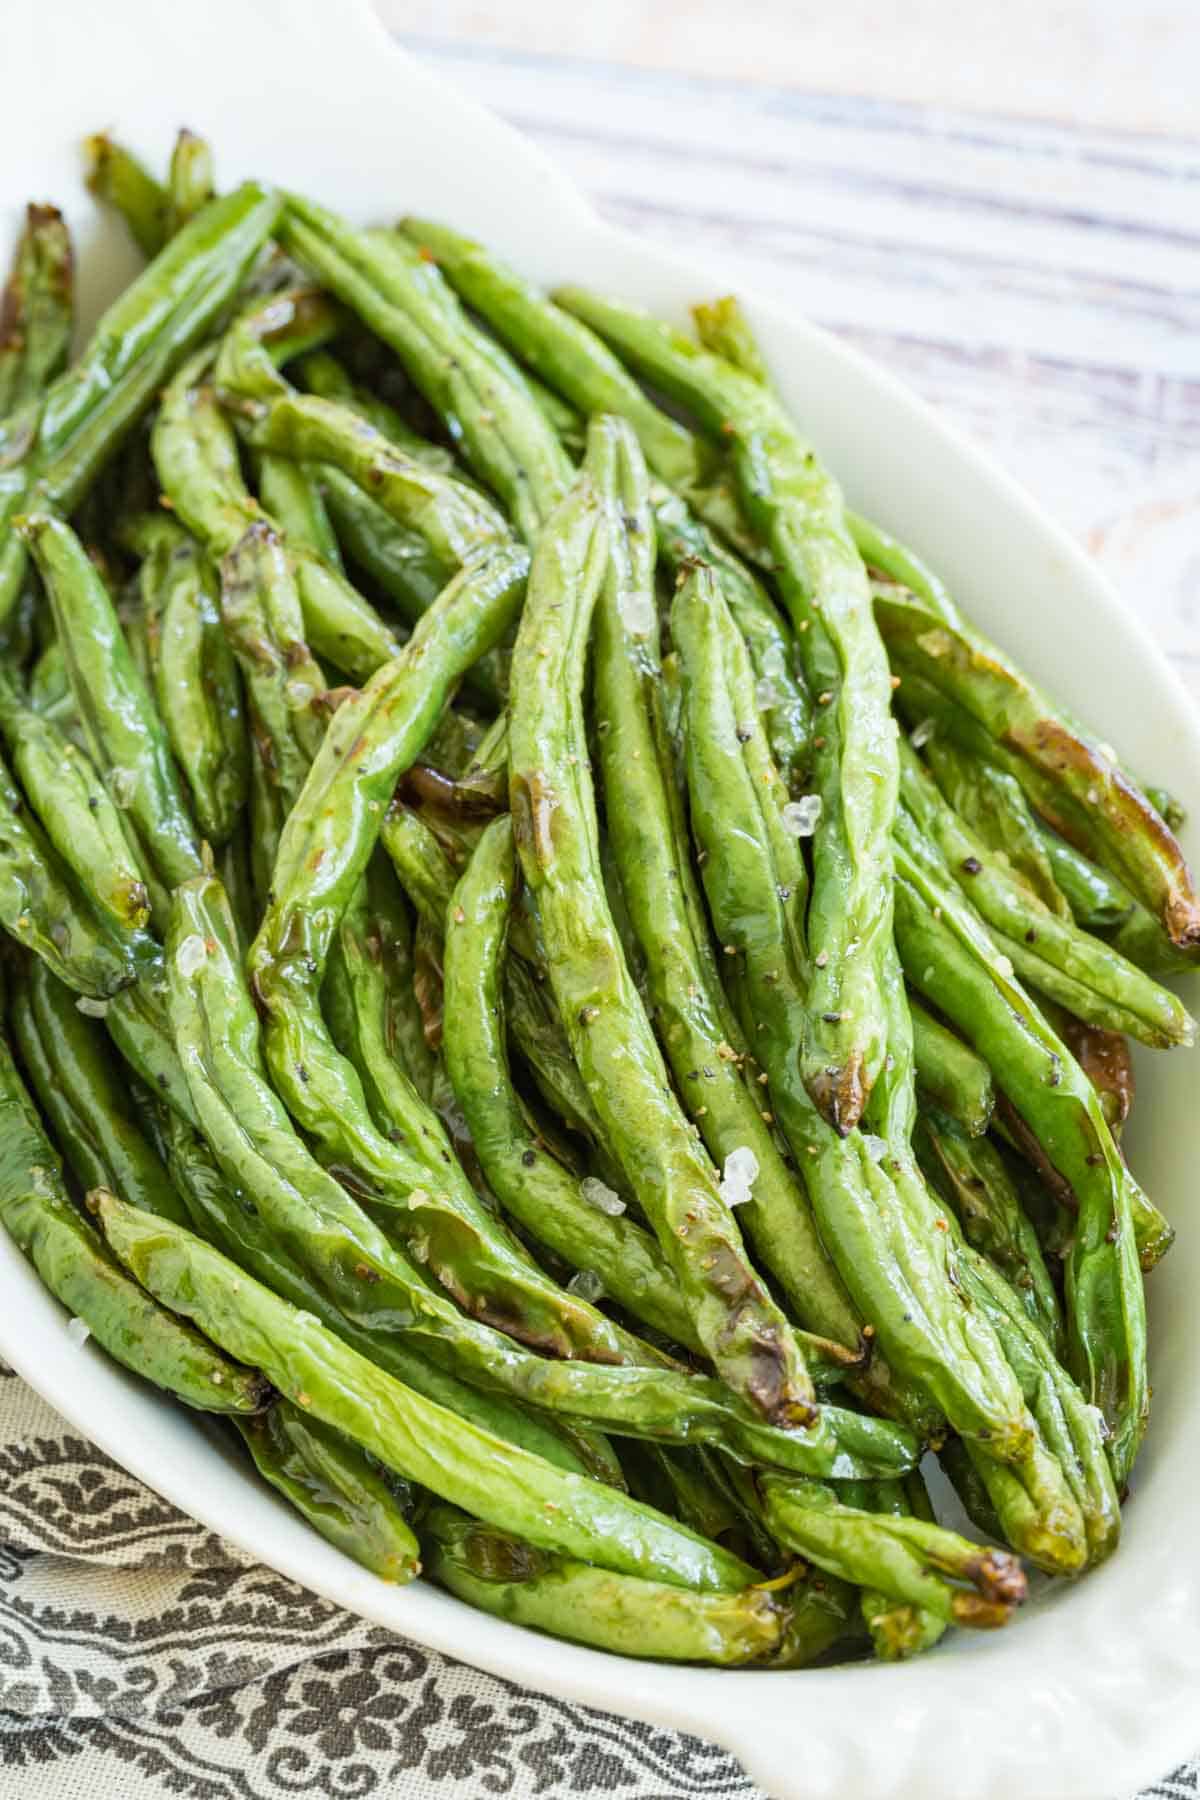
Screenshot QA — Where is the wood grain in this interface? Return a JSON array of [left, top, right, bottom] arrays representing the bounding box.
[[384, 4, 1200, 136], [401, 36, 1200, 706]]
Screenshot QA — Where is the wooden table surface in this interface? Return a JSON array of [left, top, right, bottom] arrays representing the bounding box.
[[396, 24, 1200, 709]]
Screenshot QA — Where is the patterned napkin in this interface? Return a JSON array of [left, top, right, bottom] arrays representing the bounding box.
[[0, 1360, 1190, 1800]]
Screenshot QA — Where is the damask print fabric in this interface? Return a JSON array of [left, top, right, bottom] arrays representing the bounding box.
[[0, 1360, 1192, 1800]]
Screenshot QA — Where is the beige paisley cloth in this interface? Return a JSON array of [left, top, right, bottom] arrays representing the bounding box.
[[0, 1361, 1191, 1800]]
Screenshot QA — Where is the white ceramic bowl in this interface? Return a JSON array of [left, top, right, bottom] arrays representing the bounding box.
[[5, 5, 1200, 1796]]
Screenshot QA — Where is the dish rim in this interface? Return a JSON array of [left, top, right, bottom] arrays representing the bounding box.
[[4, 6, 1200, 1798]]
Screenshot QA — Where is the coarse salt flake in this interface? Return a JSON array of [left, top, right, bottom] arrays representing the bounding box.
[[617, 585, 656, 637], [580, 1176, 626, 1217], [75, 996, 109, 1018], [755, 677, 777, 710], [176, 934, 208, 978], [994, 954, 1014, 978], [65, 1316, 91, 1350], [916, 629, 953, 660], [567, 1269, 605, 1302], [781, 796, 822, 837], [910, 718, 936, 750], [719, 1146, 759, 1208]]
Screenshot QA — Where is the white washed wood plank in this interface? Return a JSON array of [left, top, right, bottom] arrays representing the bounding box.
[[384, 7, 1200, 139], [400, 40, 1200, 703], [398, 44, 1200, 373], [400, 42, 1200, 232], [595, 195, 1198, 375]]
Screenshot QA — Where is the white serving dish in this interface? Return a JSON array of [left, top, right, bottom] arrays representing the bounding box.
[[5, 4, 1200, 1796]]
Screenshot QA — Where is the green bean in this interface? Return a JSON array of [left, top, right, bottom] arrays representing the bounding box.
[[445, 816, 701, 1349], [83, 134, 168, 258], [0, 742, 131, 997], [216, 312, 518, 569], [400, 218, 706, 493], [220, 533, 623, 1359], [953, 1245, 1121, 1567], [12, 958, 188, 1227], [150, 351, 250, 544], [899, 740, 1193, 1048], [938, 1438, 1005, 1545], [237, 1402, 422, 1583], [759, 1474, 1025, 1629], [692, 294, 772, 388], [671, 562, 1037, 1462], [0, 203, 73, 421], [165, 129, 215, 239], [323, 857, 437, 1119], [384, 808, 649, 1219], [909, 999, 995, 1136], [155, 1100, 618, 1485], [135, 517, 249, 846], [19, 513, 202, 895], [255, 453, 344, 568], [247, 504, 527, 1085], [217, 819, 257, 956], [294, 350, 457, 469], [219, 556, 613, 1348], [847, 513, 957, 623], [177, 872, 916, 1478], [877, 588, 1200, 952], [921, 737, 1069, 916], [37, 183, 281, 513], [620, 1444, 753, 1558], [152, 315, 405, 685], [422, 1504, 816, 1665], [28, 637, 71, 718], [892, 826, 1149, 1487], [0, 582, 37, 673], [854, 1478, 949, 1660], [589, 415, 865, 1361], [219, 519, 327, 796], [510, 444, 820, 1428], [856, 520, 1187, 832], [0, 1018, 268, 1415], [1036, 826, 1136, 931], [396, 224, 802, 731], [280, 200, 572, 541], [858, 870, 1085, 1571], [101, 973, 197, 1128], [560, 290, 897, 1134], [652, 485, 812, 792], [0, 662, 154, 948], [97, 1190, 762, 1593], [525, 371, 587, 453], [914, 1108, 1062, 1352], [246, 739, 286, 912], [381, 800, 462, 925], [1033, 822, 1199, 978], [262, 877, 634, 1363], [682, 712, 1080, 1572], [318, 468, 454, 625], [0, 203, 74, 619]]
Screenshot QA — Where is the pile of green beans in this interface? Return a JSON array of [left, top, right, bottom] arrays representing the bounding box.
[[0, 132, 1193, 1672]]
